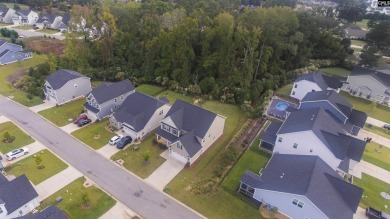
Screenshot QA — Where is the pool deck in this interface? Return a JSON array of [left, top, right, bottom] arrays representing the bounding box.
[[266, 97, 298, 121]]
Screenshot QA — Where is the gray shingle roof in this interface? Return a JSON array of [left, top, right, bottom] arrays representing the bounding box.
[[36, 13, 56, 24], [0, 49, 9, 58], [45, 69, 87, 90], [295, 72, 342, 90], [0, 174, 8, 187], [15, 10, 31, 17], [259, 122, 282, 145], [177, 130, 203, 157], [350, 66, 390, 87], [349, 109, 367, 128], [112, 92, 168, 132], [62, 14, 71, 25], [18, 205, 68, 219], [0, 174, 38, 214], [89, 79, 135, 104], [0, 40, 5, 47], [0, 8, 10, 17], [240, 154, 363, 219]]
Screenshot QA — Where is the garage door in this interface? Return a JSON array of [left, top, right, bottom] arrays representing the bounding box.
[[171, 151, 188, 164], [86, 110, 98, 121]]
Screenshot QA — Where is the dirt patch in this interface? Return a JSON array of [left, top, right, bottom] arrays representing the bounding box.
[[25, 38, 66, 56], [7, 69, 27, 84]]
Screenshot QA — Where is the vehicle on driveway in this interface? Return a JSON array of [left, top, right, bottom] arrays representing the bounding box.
[[116, 136, 132, 149], [384, 124, 390, 130], [77, 119, 92, 127], [18, 35, 26, 38], [366, 206, 390, 219], [109, 135, 123, 145], [6, 147, 29, 161], [73, 114, 88, 124]]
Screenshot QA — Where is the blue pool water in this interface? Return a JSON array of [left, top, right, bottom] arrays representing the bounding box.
[[275, 102, 289, 111]]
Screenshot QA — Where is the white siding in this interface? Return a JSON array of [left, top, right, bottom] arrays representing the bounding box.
[[161, 117, 177, 129], [201, 115, 225, 150], [137, 104, 170, 139], [290, 80, 322, 100], [5, 198, 39, 219], [345, 75, 389, 102], [26, 11, 38, 25], [54, 77, 92, 105]]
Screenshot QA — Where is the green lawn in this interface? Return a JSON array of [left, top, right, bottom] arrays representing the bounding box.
[[0, 54, 48, 107], [351, 40, 367, 47], [157, 90, 193, 104], [6, 149, 68, 185], [340, 91, 390, 123], [378, 56, 390, 67], [0, 121, 34, 154], [365, 124, 390, 139], [38, 98, 85, 127], [0, 3, 29, 10], [37, 29, 60, 34], [353, 47, 363, 52], [41, 177, 116, 219], [362, 141, 390, 172], [354, 174, 390, 214], [355, 19, 369, 30], [276, 84, 292, 97], [0, 23, 10, 26], [136, 84, 165, 96], [111, 134, 166, 179], [319, 67, 351, 77], [14, 26, 32, 30], [72, 119, 115, 150]]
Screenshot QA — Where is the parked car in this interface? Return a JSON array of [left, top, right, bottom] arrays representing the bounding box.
[[116, 136, 132, 149], [77, 119, 92, 127], [6, 147, 29, 161], [72, 114, 88, 124], [384, 124, 390, 130], [33, 26, 39, 30], [109, 135, 123, 145], [366, 207, 390, 219], [18, 35, 26, 38]]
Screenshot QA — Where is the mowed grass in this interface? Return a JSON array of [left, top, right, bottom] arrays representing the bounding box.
[[157, 90, 193, 104], [0, 121, 34, 154], [136, 84, 165, 96], [351, 40, 367, 47], [39, 98, 85, 127], [111, 134, 166, 179], [355, 19, 369, 30], [362, 141, 390, 172], [319, 67, 351, 77], [0, 54, 47, 106], [0, 3, 29, 10], [14, 25, 32, 30], [72, 119, 115, 150], [340, 91, 390, 123], [37, 29, 60, 34], [354, 174, 390, 214], [41, 177, 116, 219], [365, 124, 390, 139], [276, 84, 292, 96], [6, 149, 68, 185]]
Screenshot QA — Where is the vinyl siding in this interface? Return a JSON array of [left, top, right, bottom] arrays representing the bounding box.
[[95, 90, 134, 119], [54, 77, 92, 105], [0, 51, 32, 65], [290, 80, 323, 100], [345, 75, 389, 102], [201, 115, 225, 150], [6, 197, 39, 218]]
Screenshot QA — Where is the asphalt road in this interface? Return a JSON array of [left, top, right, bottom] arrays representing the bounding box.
[[8, 26, 65, 40], [0, 96, 203, 219]]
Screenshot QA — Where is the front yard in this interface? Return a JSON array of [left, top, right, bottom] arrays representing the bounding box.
[[365, 124, 390, 139], [6, 149, 68, 185], [276, 84, 292, 97], [41, 177, 116, 219], [14, 26, 32, 30], [38, 98, 85, 127], [72, 119, 115, 150], [37, 29, 60, 34], [362, 141, 390, 172], [136, 84, 165, 96], [0, 121, 34, 154], [111, 134, 166, 179], [319, 67, 350, 77]]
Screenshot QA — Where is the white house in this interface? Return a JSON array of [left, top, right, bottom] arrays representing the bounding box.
[[0, 8, 15, 24], [43, 69, 92, 105], [239, 154, 363, 219], [110, 92, 170, 140], [156, 99, 226, 165], [12, 10, 38, 26], [0, 174, 39, 219], [290, 71, 342, 100]]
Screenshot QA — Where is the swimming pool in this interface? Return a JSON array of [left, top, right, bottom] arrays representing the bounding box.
[[275, 102, 289, 111]]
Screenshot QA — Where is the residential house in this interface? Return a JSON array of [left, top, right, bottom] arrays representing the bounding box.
[[35, 14, 62, 30], [0, 8, 15, 23], [0, 174, 39, 219], [156, 99, 226, 165], [17, 206, 67, 219], [290, 71, 342, 100], [12, 10, 38, 26], [259, 108, 366, 174], [239, 154, 363, 219], [343, 66, 390, 104], [299, 90, 367, 135], [344, 26, 368, 39], [0, 40, 32, 65], [43, 69, 92, 105], [84, 79, 135, 120], [110, 92, 170, 140]]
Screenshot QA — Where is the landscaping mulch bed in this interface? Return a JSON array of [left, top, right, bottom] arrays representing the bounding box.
[[25, 38, 66, 56], [237, 118, 265, 148]]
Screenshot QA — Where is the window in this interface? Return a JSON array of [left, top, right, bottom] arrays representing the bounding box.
[[121, 95, 124, 100], [294, 84, 298, 88], [0, 207, 3, 213], [292, 91, 295, 95], [159, 110, 163, 115], [162, 124, 170, 132], [292, 199, 299, 205], [292, 199, 304, 208], [293, 143, 298, 149], [311, 89, 315, 92], [114, 98, 117, 103], [278, 137, 283, 142], [177, 143, 182, 150], [74, 83, 78, 87], [209, 133, 211, 137], [298, 201, 304, 208], [310, 149, 313, 153], [202, 138, 205, 143], [172, 129, 178, 135]]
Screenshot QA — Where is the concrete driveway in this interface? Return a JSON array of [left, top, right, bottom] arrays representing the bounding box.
[[29, 101, 56, 113], [367, 117, 387, 127], [2, 141, 46, 165], [0, 115, 10, 124], [100, 201, 139, 219], [61, 123, 82, 134], [358, 129, 390, 149], [145, 151, 185, 191], [97, 144, 119, 159], [350, 160, 390, 184]]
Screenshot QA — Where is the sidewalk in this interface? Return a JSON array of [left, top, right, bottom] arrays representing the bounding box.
[[0, 115, 10, 124], [358, 129, 390, 149], [350, 160, 390, 184], [29, 101, 56, 113], [99, 201, 139, 219], [366, 117, 387, 128], [35, 166, 83, 201], [61, 123, 82, 134]]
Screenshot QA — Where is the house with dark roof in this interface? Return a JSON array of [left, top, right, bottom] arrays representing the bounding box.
[[0, 174, 39, 218], [290, 71, 342, 100], [343, 66, 390, 104], [17, 205, 68, 219], [11, 10, 38, 26], [0, 8, 15, 23], [156, 100, 225, 164], [259, 108, 366, 174], [84, 79, 135, 120], [239, 154, 363, 219], [0, 40, 32, 65], [299, 90, 367, 135], [109, 92, 170, 140], [35, 14, 62, 30], [43, 69, 92, 105]]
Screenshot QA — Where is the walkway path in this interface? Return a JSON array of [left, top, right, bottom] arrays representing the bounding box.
[[367, 117, 387, 128], [35, 166, 83, 201], [29, 101, 56, 113], [358, 129, 390, 149], [100, 201, 138, 219], [351, 160, 390, 184]]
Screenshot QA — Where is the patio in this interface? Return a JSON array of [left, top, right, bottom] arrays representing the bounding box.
[[266, 98, 298, 121]]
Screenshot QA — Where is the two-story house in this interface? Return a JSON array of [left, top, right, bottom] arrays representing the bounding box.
[[0, 40, 32, 65], [43, 69, 92, 105], [84, 79, 135, 120], [110, 92, 170, 141], [0, 174, 39, 219], [156, 99, 226, 165], [35, 14, 62, 30], [239, 154, 363, 219], [0, 8, 15, 24], [290, 71, 342, 100], [12, 10, 38, 26]]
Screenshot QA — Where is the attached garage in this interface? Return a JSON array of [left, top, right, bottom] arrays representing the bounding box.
[[170, 150, 188, 164]]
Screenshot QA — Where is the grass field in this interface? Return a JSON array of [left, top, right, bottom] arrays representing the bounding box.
[[378, 56, 390, 67], [136, 84, 165, 96], [41, 177, 116, 219], [157, 90, 193, 104], [319, 67, 351, 77], [351, 40, 367, 47], [276, 84, 292, 97], [111, 134, 166, 179], [14, 26, 32, 30], [39, 98, 85, 127], [72, 119, 115, 150], [0, 3, 29, 10], [365, 124, 390, 139], [37, 29, 60, 34], [355, 19, 369, 30], [0, 121, 34, 154], [362, 141, 390, 172], [0, 54, 47, 107], [6, 149, 68, 185], [354, 174, 390, 214]]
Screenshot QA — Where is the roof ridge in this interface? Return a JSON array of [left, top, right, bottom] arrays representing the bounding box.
[[303, 157, 319, 195]]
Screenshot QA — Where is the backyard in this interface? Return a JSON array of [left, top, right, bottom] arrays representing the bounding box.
[[38, 98, 85, 127], [276, 84, 292, 97], [136, 84, 165, 96], [0, 121, 34, 154], [111, 134, 166, 179], [6, 149, 68, 185], [41, 177, 116, 219], [319, 67, 350, 77], [156, 90, 193, 104], [362, 141, 390, 172], [72, 119, 115, 150]]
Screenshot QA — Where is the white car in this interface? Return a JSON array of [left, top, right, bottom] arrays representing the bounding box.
[[109, 135, 123, 145], [18, 35, 26, 38], [6, 147, 29, 161]]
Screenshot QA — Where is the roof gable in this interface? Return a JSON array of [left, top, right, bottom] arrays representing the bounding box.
[[89, 79, 135, 104], [351, 66, 390, 87], [295, 72, 342, 90], [37, 13, 56, 23], [45, 69, 87, 90]]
